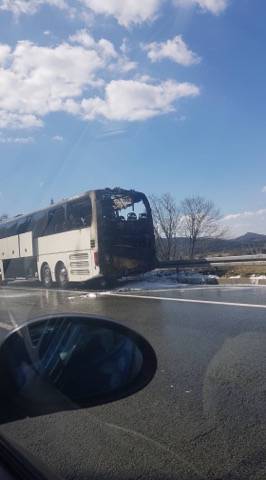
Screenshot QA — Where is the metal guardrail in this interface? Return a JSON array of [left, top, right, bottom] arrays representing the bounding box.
[[159, 255, 266, 269]]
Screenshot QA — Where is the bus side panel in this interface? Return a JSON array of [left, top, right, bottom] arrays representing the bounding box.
[[0, 238, 7, 265], [19, 232, 33, 257], [0, 233, 36, 280], [37, 227, 100, 282], [7, 236, 20, 258]]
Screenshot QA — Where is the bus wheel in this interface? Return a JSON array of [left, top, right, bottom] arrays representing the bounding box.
[[56, 262, 69, 289], [41, 264, 53, 288]]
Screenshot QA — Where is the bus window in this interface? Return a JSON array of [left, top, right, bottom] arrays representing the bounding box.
[[0, 222, 8, 239], [67, 198, 92, 230], [6, 221, 18, 237], [17, 216, 31, 235], [46, 207, 66, 235], [33, 211, 48, 237]]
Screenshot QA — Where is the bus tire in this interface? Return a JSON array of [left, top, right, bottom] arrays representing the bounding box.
[[55, 262, 69, 289], [41, 264, 53, 288]]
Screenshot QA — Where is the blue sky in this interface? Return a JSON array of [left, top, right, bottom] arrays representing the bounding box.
[[0, 0, 265, 236]]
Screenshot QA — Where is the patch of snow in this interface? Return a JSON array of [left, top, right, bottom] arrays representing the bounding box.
[[113, 269, 218, 292], [250, 274, 266, 279], [67, 292, 97, 300], [176, 272, 218, 285], [229, 275, 241, 279], [114, 269, 179, 292], [250, 274, 266, 284]]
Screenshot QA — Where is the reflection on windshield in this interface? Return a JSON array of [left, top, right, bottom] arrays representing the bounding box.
[[202, 332, 266, 477], [0, 316, 157, 425]]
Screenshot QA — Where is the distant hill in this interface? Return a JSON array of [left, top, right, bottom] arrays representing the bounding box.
[[234, 232, 266, 242], [158, 232, 266, 259], [208, 232, 266, 256]]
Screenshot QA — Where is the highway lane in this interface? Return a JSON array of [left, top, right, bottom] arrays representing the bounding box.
[[1, 285, 266, 479], [112, 284, 266, 307]]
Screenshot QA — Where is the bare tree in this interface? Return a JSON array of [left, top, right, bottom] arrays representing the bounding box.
[[150, 193, 181, 261], [180, 196, 224, 259]]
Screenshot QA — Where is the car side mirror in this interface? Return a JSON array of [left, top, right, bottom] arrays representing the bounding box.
[[0, 315, 157, 423]]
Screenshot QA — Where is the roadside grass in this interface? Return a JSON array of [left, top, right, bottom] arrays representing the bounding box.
[[222, 264, 266, 277]]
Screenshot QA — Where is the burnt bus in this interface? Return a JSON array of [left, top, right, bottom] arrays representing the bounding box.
[[0, 188, 157, 287]]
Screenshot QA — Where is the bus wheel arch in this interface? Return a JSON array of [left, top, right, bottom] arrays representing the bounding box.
[[41, 263, 53, 288], [55, 261, 69, 289]]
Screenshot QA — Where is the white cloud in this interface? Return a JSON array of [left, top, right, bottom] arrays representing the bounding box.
[[52, 135, 63, 141], [0, 0, 66, 15], [80, 0, 228, 26], [0, 40, 105, 127], [0, 34, 199, 129], [70, 29, 138, 70], [174, 0, 228, 15], [0, 44, 11, 65], [79, 0, 161, 26], [0, 36, 117, 128], [0, 135, 34, 143], [262, 186, 266, 193], [108, 56, 137, 73], [69, 30, 95, 49], [79, 79, 200, 121], [222, 209, 266, 237], [0, 111, 43, 129], [70, 29, 137, 72], [143, 35, 200, 66], [1, 0, 230, 24]]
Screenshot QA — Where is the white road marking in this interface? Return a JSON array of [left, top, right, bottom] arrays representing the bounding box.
[[115, 285, 255, 294], [1, 283, 265, 299], [109, 292, 266, 310], [0, 286, 97, 296], [0, 292, 39, 299], [175, 285, 258, 292]]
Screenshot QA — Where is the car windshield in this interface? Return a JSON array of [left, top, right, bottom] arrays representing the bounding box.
[[1, 1, 266, 479]]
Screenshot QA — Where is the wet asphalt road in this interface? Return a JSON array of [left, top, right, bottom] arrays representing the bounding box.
[[1, 284, 266, 479]]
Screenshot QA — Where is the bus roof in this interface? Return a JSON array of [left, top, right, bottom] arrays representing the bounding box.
[[0, 188, 146, 227]]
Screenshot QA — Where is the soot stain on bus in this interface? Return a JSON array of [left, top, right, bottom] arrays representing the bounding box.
[[97, 189, 156, 279]]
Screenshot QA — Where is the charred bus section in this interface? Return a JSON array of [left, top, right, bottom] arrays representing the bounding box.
[[97, 188, 156, 278]]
